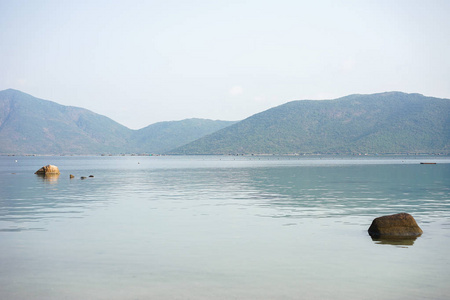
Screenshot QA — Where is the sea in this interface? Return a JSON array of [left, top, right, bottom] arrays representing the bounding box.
[[0, 155, 449, 300]]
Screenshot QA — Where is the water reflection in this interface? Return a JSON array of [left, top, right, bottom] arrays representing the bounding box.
[[36, 173, 60, 183], [371, 236, 418, 247]]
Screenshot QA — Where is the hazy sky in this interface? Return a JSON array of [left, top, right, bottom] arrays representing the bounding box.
[[1, 0, 449, 129]]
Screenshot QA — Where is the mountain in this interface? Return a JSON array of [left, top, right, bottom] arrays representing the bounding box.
[[0, 89, 235, 155], [2, 89, 449, 155], [132, 119, 237, 154], [0, 89, 132, 154], [170, 92, 450, 155]]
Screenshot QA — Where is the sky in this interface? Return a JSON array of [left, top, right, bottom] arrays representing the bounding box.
[[1, 0, 449, 129]]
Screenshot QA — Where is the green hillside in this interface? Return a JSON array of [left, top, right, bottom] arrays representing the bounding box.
[[132, 119, 237, 154], [0, 89, 235, 155], [2, 89, 448, 155], [170, 92, 450, 155], [0, 89, 132, 154]]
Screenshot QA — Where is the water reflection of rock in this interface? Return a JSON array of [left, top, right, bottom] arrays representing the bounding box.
[[36, 173, 60, 183], [371, 236, 417, 246]]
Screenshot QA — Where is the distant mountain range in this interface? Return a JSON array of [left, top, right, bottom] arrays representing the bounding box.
[[0, 89, 449, 155], [170, 92, 450, 155], [0, 89, 236, 155]]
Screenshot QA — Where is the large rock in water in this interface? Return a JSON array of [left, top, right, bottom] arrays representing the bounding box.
[[368, 213, 423, 238], [34, 165, 60, 175]]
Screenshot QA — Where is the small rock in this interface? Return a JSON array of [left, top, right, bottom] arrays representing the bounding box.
[[368, 213, 423, 238], [35, 165, 60, 175], [80, 176, 87, 180], [70, 174, 75, 179], [89, 175, 94, 178]]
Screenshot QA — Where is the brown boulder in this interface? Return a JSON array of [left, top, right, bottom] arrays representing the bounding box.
[[35, 165, 60, 175], [368, 213, 423, 238]]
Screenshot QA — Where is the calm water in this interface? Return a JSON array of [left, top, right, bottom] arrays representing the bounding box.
[[0, 155, 449, 299]]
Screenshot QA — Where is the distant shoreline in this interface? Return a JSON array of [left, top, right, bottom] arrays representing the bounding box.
[[2, 153, 449, 157]]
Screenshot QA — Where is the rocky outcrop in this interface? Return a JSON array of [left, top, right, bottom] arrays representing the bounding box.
[[35, 165, 60, 175], [368, 213, 423, 238]]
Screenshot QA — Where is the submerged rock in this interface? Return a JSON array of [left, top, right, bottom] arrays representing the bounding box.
[[80, 176, 87, 180], [89, 175, 94, 178], [368, 213, 423, 238], [35, 165, 60, 175]]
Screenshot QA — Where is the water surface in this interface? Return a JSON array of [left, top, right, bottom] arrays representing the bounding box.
[[1, 156, 449, 299]]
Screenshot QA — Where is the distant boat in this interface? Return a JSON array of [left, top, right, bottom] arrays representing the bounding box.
[[420, 162, 436, 164]]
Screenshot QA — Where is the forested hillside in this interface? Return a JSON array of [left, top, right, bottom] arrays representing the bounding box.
[[0, 89, 235, 154], [170, 92, 450, 155]]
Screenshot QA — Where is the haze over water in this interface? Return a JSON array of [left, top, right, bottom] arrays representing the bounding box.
[[1, 156, 449, 299]]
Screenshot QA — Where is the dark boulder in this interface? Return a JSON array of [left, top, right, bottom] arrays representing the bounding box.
[[368, 213, 423, 238]]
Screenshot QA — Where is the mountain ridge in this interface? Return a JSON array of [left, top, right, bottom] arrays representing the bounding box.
[[1, 89, 449, 155], [0, 89, 236, 154], [170, 91, 450, 155]]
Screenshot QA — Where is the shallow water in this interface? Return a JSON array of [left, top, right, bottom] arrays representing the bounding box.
[[0, 156, 449, 299]]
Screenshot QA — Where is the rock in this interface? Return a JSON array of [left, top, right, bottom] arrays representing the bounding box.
[[35, 165, 60, 175], [80, 176, 87, 180], [368, 213, 423, 238], [70, 174, 75, 179], [89, 175, 94, 178]]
